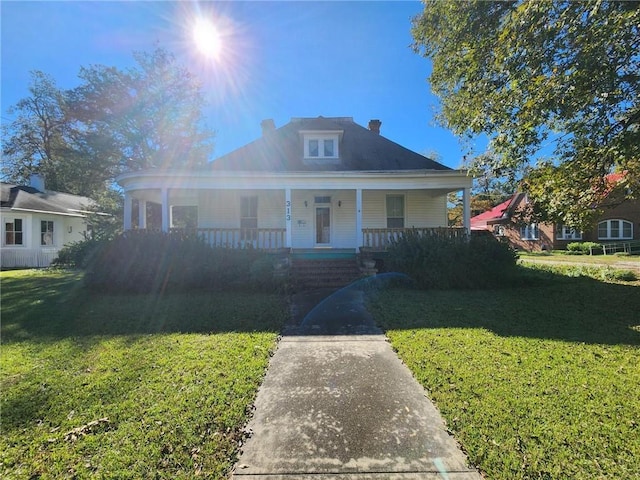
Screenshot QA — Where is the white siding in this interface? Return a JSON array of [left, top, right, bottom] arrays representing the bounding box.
[[258, 191, 285, 229], [197, 191, 238, 228], [331, 190, 356, 248], [194, 188, 448, 249], [362, 190, 447, 229], [198, 190, 286, 229], [291, 190, 314, 248], [1, 212, 89, 268]]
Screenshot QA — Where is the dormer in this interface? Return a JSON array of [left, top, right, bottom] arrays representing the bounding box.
[[299, 127, 343, 166]]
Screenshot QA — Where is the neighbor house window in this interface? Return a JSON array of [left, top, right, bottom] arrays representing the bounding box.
[[4, 218, 23, 246], [41, 221, 54, 246], [598, 219, 632, 240], [304, 134, 339, 159], [493, 225, 506, 236], [520, 223, 539, 240], [386, 195, 405, 228], [240, 196, 258, 240], [557, 225, 582, 240]]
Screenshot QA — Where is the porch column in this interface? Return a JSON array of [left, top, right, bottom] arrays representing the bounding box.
[[356, 188, 363, 247], [462, 187, 471, 235], [138, 200, 147, 229], [161, 188, 170, 232], [285, 188, 292, 248], [124, 192, 132, 230]]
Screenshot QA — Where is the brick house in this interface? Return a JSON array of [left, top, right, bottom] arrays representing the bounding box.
[[471, 175, 639, 252]]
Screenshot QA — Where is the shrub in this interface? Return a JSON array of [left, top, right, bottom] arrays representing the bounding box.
[[566, 242, 602, 255], [84, 231, 282, 293], [52, 238, 108, 268], [385, 230, 519, 289]]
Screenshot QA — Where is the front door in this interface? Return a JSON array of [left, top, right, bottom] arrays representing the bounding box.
[[315, 206, 331, 245]]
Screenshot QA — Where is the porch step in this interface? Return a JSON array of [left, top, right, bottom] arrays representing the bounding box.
[[290, 258, 364, 290]]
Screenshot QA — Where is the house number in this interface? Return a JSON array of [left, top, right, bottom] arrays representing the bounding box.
[[285, 200, 291, 221]]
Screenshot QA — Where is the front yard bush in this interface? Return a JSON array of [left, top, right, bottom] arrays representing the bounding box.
[[386, 230, 518, 289], [52, 238, 109, 268], [567, 241, 602, 255], [84, 231, 281, 293]]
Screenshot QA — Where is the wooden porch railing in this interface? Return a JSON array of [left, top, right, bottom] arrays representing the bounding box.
[[170, 228, 287, 251], [362, 227, 468, 250]]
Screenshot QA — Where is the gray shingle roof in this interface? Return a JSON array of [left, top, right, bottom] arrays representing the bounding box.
[[1, 183, 95, 216], [211, 117, 451, 172]]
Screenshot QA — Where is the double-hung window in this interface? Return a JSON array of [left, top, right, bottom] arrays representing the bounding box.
[[557, 225, 582, 240], [386, 195, 405, 228], [240, 196, 258, 241], [520, 223, 539, 240], [41, 220, 54, 246], [4, 218, 23, 246]]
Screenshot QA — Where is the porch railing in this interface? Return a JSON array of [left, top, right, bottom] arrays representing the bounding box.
[[171, 228, 287, 251], [362, 227, 468, 250]]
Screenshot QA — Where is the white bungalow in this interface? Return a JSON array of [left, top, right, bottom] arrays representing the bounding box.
[[1, 175, 98, 268], [117, 117, 472, 253]]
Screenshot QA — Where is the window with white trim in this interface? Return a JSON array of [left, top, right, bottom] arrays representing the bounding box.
[[41, 220, 54, 246], [171, 206, 198, 229], [598, 219, 633, 240], [386, 195, 405, 228], [520, 223, 539, 240], [304, 134, 339, 159], [240, 196, 258, 241], [557, 225, 582, 240], [4, 218, 24, 246]]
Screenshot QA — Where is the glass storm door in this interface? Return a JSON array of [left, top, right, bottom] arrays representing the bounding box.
[[315, 207, 331, 245]]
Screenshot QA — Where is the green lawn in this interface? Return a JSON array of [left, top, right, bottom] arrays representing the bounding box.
[[1, 269, 287, 479], [519, 251, 640, 266], [370, 267, 640, 479]]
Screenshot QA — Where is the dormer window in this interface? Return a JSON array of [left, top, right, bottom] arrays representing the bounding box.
[[304, 134, 339, 159]]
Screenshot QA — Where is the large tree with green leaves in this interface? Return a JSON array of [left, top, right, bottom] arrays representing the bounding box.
[[67, 48, 214, 172], [412, 0, 639, 228], [2, 48, 214, 199]]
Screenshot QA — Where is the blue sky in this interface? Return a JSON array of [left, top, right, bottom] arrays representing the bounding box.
[[1, 1, 485, 169]]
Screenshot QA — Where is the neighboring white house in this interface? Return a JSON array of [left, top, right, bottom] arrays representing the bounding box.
[[117, 117, 472, 252], [1, 176, 98, 268]]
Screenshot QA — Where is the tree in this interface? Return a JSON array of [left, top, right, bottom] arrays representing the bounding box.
[[2, 72, 71, 191], [412, 1, 639, 228], [2, 48, 215, 197], [67, 48, 214, 171]]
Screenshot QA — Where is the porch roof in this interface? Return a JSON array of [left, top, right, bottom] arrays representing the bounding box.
[[117, 168, 471, 194]]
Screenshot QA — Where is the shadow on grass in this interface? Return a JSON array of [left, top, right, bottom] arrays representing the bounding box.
[[369, 268, 640, 346], [1, 270, 287, 343]]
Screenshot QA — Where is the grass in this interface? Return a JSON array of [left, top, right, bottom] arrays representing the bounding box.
[[370, 266, 640, 479], [1, 269, 288, 479], [519, 251, 640, 266]]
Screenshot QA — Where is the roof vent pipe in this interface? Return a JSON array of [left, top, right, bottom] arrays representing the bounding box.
[[261, 119, 276, 136], [368, 119, 382, 135]]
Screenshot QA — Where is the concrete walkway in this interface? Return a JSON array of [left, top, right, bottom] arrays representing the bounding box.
[[232, 288, 482, 479]]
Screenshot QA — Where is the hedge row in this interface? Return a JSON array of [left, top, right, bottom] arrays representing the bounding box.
[[385, 230, 519, 289], [60, 231, 283, 293]]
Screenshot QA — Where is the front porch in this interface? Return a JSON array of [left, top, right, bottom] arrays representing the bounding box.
[[164, 227, 467, 252], [118, 169, 473, 252]]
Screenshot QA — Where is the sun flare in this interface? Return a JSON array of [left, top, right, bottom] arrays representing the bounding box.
[[193, 17, 222, 59]]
